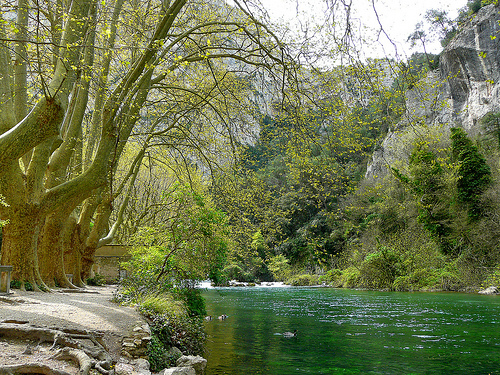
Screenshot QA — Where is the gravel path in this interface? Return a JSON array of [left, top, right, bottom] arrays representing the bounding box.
[[0, 285, 146, 359]]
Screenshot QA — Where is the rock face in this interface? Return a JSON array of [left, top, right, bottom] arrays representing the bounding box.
[[366, 4, 500, 178], [440, 4, 500, 130]]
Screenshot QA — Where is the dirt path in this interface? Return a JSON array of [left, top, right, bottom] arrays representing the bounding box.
[[0, 285, 147, 367]]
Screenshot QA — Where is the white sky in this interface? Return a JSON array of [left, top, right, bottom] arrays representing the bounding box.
[[256, 0, 466, 59]]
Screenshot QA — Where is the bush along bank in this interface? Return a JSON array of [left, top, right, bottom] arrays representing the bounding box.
[[272, 248, 500, 294], [114, 285, 209, 373]]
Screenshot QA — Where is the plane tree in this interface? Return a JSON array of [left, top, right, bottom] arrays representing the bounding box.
[[0, 0, 295, 290]]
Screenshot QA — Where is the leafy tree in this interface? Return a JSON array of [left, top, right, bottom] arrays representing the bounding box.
[[404, 145, 454, 251], [425, 9, 457, 47], [121, 183, 228, 299], [450, 127, 492, 220], [0, 0, 294, 290]]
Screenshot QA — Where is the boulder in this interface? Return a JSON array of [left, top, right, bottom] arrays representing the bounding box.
[[115, 363, 135, 375], [159, 367, 196, 375], [134, 358, 151, 375], [479, 286, 499, 295], [176, 355, 207, 375]]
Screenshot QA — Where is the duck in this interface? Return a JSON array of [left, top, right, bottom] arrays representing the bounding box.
[[204, 315, 213, 321], [218, 314, 228, 320], [283, 329, 297, 337]]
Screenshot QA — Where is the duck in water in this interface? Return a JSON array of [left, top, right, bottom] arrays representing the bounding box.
[[283, 329, 297, 337], [218, 314, 228, 320], [205, 315, 213, 321]]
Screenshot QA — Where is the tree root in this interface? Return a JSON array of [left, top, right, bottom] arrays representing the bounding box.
[[0, 323, 114, 375], [0, 363, 72, 375], [50, 348, 92, 375]]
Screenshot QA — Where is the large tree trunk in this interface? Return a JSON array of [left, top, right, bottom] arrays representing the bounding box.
[[38, 210, 76, 288], [0, 206, 42, 290]]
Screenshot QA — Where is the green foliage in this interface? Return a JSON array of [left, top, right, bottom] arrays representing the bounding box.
[[480, 111, 500, 150], [360, 245, 402, 289], [86, 274, 106, 286], [147, 314, 206, 372], [10, 280, 34, 291], [392, 142, 455, 254], [138, 295, 186, 318], [482, 265, 500, 287], [120, 183, 229, 302], [318, 269, 343, 286], [118, 245, 171, 303], [450, 127, 492, 219], [150, 314, 206, 357], [212, 65, 402, 281], [287, 273, 320, 286], [147, 334, 173, 372], [173, 287, 207, 318], [340, 267, 361, 288], [267, 254, 291, 281]]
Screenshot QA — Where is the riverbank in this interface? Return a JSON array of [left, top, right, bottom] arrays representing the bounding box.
[[204, 278, 500, 295], [0, 285, 207, 375]]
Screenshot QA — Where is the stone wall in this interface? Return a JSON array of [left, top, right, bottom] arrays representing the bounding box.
[[91, 245, 130, 282]]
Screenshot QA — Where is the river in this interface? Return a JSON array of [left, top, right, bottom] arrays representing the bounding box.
[[201, 286, 500, 374]]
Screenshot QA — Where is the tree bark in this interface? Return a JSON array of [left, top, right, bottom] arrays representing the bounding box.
[[0, 205, 42, 290]]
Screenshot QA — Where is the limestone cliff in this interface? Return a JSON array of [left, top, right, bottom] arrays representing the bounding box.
[[366, 4, 500, 178]]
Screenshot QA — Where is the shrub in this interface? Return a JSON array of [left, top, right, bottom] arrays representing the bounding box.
[[450, 127, 492, 220], [86, 273, 106, 286], [139, 294, 186, 318], [10, 280, 34, 291], [393, 276, 413, 292], [222, 264, 244, 280], [267, 254, 291, 281], [119, 245, 172, 303], [319, 269, 343, 286], [482, 265, 500, 288], [287, 273, 319, 286], [341, 266, 361, 288], [148, 335, 169, 372], [148, 314, 206, 365], [173, 287, 207, 318], [360, 246, 402, 289], [434, 269, 462, 291]]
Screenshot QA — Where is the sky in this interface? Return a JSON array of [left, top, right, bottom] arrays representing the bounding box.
[[255, 0, 466, 59]]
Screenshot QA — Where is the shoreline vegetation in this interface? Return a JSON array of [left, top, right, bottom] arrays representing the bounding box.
[[207, 277, 500, 295]]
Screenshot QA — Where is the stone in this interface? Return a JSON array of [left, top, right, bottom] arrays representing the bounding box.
[[159, 367, 196, 375], [478, 286, 499, 295], [133, 323, 151, 335], [134, 358, 151, 371], [122, 323, 152, 358], [115, 363, 135, 375], [176, 355, 207, 375]]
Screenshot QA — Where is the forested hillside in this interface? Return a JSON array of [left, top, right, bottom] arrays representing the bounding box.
[[1, 0, 499, 295], [211, 1, 500, 292]]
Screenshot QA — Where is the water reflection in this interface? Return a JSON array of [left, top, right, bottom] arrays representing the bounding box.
[[202, 287, 500, 375]]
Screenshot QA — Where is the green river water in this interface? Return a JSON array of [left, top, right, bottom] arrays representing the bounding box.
[[201, 286, 500, 374]]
